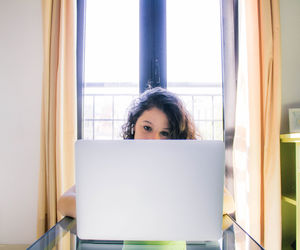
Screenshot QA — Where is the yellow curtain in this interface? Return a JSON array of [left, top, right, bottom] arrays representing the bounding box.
[[37, 0, 77, 237], [233, 0, 281, 249]]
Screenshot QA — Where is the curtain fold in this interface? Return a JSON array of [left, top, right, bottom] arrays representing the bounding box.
[[37, 0, 77, 238], [233, 0, 281, 249]]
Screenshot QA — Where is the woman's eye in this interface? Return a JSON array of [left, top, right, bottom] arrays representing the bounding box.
[[160, 131, 170, 137], [143, 126, 152, 132]]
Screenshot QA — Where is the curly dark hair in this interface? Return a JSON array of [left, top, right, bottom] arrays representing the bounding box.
[[121, 87, 197, 139]]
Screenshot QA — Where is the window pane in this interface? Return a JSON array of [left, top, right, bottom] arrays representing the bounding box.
[[213, 96, 223, 120], [214, 121, 223, 140], [83, 0, 139, 140], [167, 0, 222, 83], [94, 121, 113, 140], [114, 120, 126, 140], [94, 96, 113, 119], [113, 95, 136, 120], [84, 96, 94, 119], [179, 95, 194, 117], [194, 96, 213, 121], [84, 121, 94, 140], [167, 0, 223, 140], [85, 0, 139, 83], [198, 121, 213, 140]]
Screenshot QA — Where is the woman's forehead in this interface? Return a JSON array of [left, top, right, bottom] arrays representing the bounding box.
[[137, 107, 169, 127]]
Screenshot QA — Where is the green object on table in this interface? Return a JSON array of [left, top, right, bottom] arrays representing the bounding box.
[[123, 241, 186, 250]]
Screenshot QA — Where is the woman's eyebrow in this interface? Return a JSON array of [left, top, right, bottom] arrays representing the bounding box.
[[143, 120, 170, 130]]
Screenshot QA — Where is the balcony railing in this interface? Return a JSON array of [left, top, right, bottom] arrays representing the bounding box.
[[82, 82, 223, 140]]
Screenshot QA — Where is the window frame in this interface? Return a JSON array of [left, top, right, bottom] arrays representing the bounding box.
[[76, 0, 238, 145], [77, 0, 86, 139], [139, 0, 166, 93]]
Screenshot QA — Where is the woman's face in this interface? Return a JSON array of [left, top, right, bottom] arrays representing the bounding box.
[[134, 107, 170, 140]]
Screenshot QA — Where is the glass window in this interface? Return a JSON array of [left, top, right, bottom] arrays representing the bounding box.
[[80, 0, 223, 140], [167, 0, 223, 140], [83, 0, 139, 139]]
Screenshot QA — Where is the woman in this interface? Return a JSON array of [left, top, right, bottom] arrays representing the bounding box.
[[58, 87, 235, 222]]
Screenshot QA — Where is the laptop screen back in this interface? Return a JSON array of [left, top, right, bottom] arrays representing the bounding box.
[[75, 140, 225, 241]]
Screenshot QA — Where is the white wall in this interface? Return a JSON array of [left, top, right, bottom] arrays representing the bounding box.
[[0, 0, 42, 244], [280, 0, 300, 133]]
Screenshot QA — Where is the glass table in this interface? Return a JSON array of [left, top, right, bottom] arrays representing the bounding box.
[[28, 215, 264, 250]]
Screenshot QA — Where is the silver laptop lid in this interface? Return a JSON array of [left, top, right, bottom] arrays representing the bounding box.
[[76, 140, 225, 241]]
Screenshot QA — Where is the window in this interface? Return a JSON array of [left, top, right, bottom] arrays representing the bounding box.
[[166, 0, 223, 140], [77, 0, 224, 140]]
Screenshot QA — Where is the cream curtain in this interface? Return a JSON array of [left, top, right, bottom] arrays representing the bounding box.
[[233, 0, 281, 249], [37, 0, 77, 237]]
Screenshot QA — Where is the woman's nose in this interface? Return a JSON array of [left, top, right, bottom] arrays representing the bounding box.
[[149, 132, 161, 140]]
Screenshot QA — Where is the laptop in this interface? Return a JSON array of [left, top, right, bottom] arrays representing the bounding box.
[[75, 140, 225, 243]]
